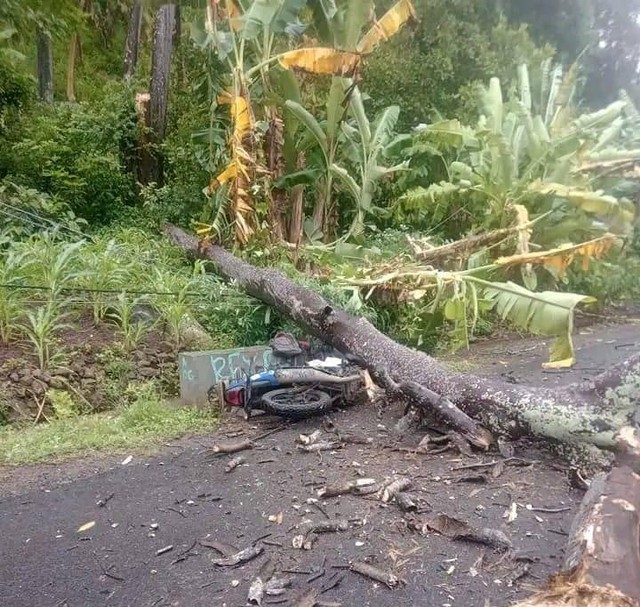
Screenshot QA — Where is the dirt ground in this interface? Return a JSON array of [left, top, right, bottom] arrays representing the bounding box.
[[1, 318, 639, 607]]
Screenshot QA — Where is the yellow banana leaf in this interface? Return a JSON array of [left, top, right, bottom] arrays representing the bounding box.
[[528, 181, 621, 215], [231, 94, 251, 145], [495, 234, 617, 278], [357, 0, 416, 54], [278, 48, 361, 76], [208, 92, 256, 243], [211, 162, 238, 191]]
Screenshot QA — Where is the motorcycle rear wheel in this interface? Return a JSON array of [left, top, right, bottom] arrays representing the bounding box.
[[260, 388, 333, 419]]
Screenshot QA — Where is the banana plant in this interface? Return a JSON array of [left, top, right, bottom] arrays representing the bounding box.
[[191, 0, 416, 244], [330, 90, 408, 240], [190, 0, 310, 244], [279, 0, 416, 238], [339, 233, 616, 367], [395, 62, 638, 247]]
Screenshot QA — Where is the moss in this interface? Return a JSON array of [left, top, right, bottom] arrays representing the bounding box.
[[605, 366, 640, 416]]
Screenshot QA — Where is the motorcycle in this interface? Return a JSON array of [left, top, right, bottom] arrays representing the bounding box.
[[213, 333, 363, 420]]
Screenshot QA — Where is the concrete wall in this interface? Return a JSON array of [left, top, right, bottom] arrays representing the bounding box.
[[179, 346, 274, 405]]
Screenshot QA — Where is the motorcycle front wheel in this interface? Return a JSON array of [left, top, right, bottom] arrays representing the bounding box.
[[260, 388, 333, 419]]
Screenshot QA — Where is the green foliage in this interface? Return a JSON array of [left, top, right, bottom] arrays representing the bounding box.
[[0, 221, 279, 371], [391, 64, 638, 243], [0, 84, 138, 224], [106, 293, 154, 352], [364, 2, 552, 129], [97, 344, 136, 409], [0, 248, 23, 344], [48, 388, 80, 419], [565, 254, 640, 304], [0, 394, 8, 426], [0, 181, 87, 242], [331, 99, 408, 239], [0, 53, 32, 130], [0, 380, 218, 464], [21, 303, 70, 370]]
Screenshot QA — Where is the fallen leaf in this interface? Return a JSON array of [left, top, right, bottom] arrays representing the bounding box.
[[77, 521, 95, 533]]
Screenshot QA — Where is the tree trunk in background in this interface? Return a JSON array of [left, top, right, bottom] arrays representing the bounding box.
[[36, 28, 54, 104], [146, 3, 178, 185], [265, 114, 286, 241], [134, 92, 154, 186], [123, 1, 143, 82], [66, 33, 81, 102]]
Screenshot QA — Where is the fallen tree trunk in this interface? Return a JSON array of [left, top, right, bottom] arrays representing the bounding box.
[[165, 225, 639, 450], [514, 428, 640, 606]]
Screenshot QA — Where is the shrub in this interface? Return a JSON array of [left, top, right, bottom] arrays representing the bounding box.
[[0, 55, 33, 131], [363, 2, 552, 129], [0, 83, 138, 224], [0, 181, 87, 243]]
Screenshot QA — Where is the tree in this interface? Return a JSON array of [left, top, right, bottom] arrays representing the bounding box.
[[145, 3, 179, 185], [36, 27, 54, 103], [363, 0, 552, 129], [123, 1, 143, 82], [167, 224, 640, 449], [168, 220, 640, 603]]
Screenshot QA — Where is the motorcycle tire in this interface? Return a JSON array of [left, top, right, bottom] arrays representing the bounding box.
[[260, 388, 333, 419]]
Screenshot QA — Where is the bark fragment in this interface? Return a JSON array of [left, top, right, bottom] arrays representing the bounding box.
[[213, 544, 263, 567], [350, 561, 400, 588], [211, 438, 253, 454]]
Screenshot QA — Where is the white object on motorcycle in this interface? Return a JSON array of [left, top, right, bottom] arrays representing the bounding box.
[[307, 357, 344, 369]]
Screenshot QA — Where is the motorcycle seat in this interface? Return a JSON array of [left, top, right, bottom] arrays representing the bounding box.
[[270, 332, 303, 358]]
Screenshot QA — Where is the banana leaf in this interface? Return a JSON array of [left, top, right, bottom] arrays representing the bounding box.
[[469, 277, 595, 367]]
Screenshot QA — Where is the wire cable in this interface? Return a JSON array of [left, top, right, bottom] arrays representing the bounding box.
[[0, 200, 94, 241], [0, 282, 203, 298]]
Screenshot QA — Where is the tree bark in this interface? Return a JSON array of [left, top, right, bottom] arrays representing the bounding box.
[[146, 3, 178, 185], [36, 28, 54, 104], [134, 92, 154, 186], [164, 225, 640, 450], [265, 114, 285, 241], [123, 1, 143, 83], [66, 33, 80, 102], [514, 428, 640, 606]]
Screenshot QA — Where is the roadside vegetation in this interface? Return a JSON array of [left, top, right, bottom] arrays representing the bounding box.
[[1, 0, 639, 461]]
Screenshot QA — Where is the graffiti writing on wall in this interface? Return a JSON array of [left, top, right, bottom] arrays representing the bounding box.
[[180, 347, 273, 385]]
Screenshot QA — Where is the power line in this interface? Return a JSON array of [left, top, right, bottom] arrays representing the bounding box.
[[0, 200, 94, 241], [0, 282, 202, 298]]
